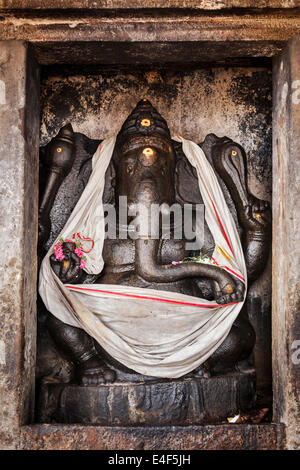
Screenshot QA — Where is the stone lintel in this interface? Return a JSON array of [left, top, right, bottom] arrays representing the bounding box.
[[272, 34, 300, 450], [0, 12, 299, 42], [0, 11, 300, 65], [0, 8, 299, 64], [0, 40, 39, 449], [0, 1, 299, 11]]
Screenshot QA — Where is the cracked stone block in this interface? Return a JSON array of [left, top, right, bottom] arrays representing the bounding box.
[[273, 34, 300, 450], [0, 40, 39, 449]]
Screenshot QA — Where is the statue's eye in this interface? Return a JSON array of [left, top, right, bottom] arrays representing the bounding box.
[[127, 164, 134, 174]]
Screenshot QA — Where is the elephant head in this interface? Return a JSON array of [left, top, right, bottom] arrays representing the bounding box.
[[103, 99, 244, 303]]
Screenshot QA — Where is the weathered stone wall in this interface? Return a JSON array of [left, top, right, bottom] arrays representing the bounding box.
[[273, 35, 300, 450], [39, 63, 273, 396], [0, 41, 40, 449], [41, 66, 272, 199]]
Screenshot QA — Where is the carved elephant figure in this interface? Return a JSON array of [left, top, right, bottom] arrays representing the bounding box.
[[38, 100, 271, 385]]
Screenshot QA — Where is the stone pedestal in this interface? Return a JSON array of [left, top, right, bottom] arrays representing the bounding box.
[[36, 372, 256, 426]]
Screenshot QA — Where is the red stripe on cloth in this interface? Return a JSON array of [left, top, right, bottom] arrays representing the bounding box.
[[223, 266, 245, 283], [211, 257, 245, 283], [178, 137, 234, 256], [71, 232, 95, 253], [201, 180, 234, 255], [66, 285, 239, 308]]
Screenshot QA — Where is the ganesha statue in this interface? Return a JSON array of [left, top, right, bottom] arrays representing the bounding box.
[[37, 100, 270, 423]]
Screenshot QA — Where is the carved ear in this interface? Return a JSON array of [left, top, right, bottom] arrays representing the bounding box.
[[173, 142, 202, 205], [103, 160, 116, 205]]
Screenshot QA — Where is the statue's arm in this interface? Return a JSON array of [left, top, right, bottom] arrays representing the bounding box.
[[211, 139, 271, 283], [50, 246, 85, 284], [38, 124, 76, 248]]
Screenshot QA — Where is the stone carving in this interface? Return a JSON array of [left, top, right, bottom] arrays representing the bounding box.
[[37, 100, 271, 424]]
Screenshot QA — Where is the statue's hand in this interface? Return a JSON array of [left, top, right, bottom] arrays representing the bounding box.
[[213, 276, 245, 305], [240, 195, 271, 232], [50, 242, 83, 284]]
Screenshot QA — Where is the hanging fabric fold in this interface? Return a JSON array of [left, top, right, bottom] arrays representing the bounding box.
[[39, 135, 247, 378]]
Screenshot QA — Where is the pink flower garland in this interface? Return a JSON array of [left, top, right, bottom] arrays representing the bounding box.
[[53, 238, 88, 269], [53, 241, 64, 260]]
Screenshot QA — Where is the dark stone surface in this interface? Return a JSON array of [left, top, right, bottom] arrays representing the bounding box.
[[30, 42, 285, 67], [36, 372, 256, 426]]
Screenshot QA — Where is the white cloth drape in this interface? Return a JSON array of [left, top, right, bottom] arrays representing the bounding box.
[[39, 135, 247, 378]]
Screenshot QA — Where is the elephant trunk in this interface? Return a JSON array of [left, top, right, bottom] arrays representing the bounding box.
[[135, 237, 236, 293], [132, 175, 238, 295]]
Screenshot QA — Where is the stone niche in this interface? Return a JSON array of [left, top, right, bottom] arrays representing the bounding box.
[[0, 4, 299, 451], [36, 63, 273, 422]]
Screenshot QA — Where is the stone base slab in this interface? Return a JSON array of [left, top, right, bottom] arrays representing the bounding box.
[[20, 423, 284, 450], [36, 372, 256, 426]]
